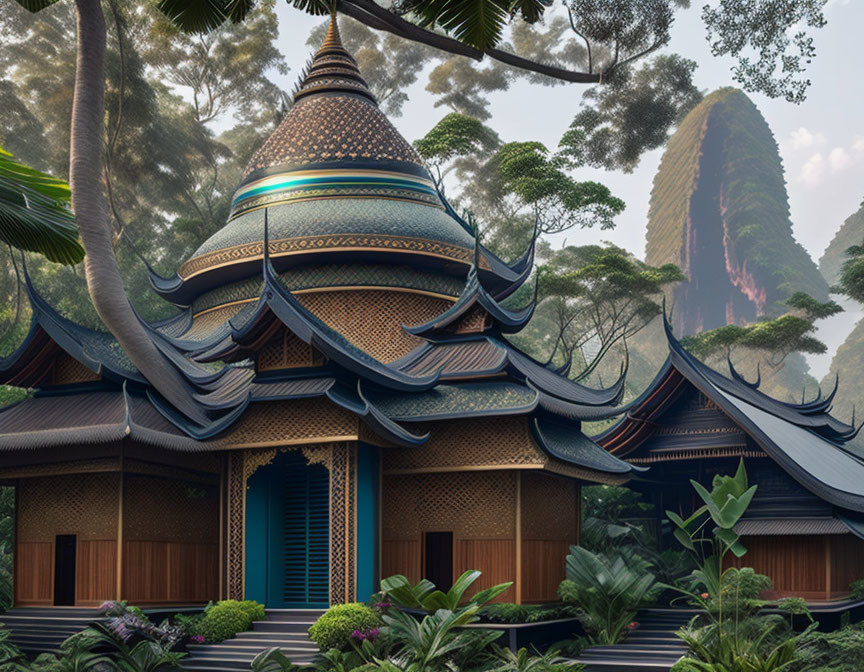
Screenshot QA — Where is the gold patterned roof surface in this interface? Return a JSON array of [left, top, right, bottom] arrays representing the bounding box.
[[242, 16, 424, 180]]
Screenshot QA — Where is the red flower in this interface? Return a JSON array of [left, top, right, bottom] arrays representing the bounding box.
[[627, 622, 639, 630], [700, 593, 710, 600]]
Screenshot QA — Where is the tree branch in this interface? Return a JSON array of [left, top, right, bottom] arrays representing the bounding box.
[[338, 0, 601, 84]]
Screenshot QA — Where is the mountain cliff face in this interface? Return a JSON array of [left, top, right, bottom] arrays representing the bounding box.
[[820, 201, 864, 426], [820, 200, 864, 285], [646, 88, 828, 336]]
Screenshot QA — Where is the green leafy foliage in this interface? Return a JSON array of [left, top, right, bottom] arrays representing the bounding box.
[[196, 600, 265, 643], [492, 645, 585, 671], [560, 546, 658, 644], [0, 628, 28, 670], [0, 146, 83, 265], [381, 569, 511, 614], [702, 0, 827, 103], [666, 460, 757, 605], [482, 603, 575, 624], [308, 603, 382, 652], [155, 0, 257, 34], [250, 647, 304, 672], [787, 621, 864, 672], [681, 292, 841, 367]]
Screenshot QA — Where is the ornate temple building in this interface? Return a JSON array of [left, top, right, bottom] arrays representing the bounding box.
[[0, 19, 639, 609], [598, 319, 864, 600]]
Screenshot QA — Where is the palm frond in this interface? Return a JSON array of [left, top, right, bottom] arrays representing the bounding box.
[[0, 147, 84, 265], [157, 0, 256, 33], [406, 0, 511, 50], [11, 0, 61, 12], [291, 0, 334, 16]]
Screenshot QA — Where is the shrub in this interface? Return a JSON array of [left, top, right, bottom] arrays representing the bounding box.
[[308, 603, 382, 652], [197, 600, 265, 643], [787, 621, 864, 672], [850, 578, 864, 600]]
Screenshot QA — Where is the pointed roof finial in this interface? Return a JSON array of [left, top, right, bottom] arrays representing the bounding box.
[[292, 13, 377, 105]]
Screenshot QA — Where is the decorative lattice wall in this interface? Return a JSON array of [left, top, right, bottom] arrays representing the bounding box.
[[383, 417, 543, 472], [123, 476, 219, 544], [17, 473, 119, 542], [52, 354, 100, 386], [296, 290, 451, 362], [521, 471, 578, 541], [257, 327, 325, 371], [382, 471, 517, 540], [212, 398, 357, 449]]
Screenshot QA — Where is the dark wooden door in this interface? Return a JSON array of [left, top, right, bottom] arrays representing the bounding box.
[[424, 532, 453, 591], [53, 535, 76, 606]]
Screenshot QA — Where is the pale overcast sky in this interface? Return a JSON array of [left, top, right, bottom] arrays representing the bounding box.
[[267, 1, 863, 377]]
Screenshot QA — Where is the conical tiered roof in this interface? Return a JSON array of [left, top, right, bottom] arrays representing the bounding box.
[[154, 15, 480, 305]]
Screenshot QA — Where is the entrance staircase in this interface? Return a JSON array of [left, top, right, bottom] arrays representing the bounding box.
[[573, 609, 695, 672], [182, 609, 324, 671], [0, 607, 103, 655]]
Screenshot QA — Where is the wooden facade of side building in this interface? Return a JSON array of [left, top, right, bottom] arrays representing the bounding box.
[[597, 320, 864, 600]]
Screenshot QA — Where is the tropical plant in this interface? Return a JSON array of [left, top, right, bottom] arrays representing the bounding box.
[[559, 545, 658, 645], [381, 569, 510, 614], [0, 146, 84, 265], [492, 645, 584, 672], [308, 602, 383, 652], [250, 647, 303, 672], [0, 628, 28, 670], [673, 615, 815, 672], [62, 622, 186, 671], [196, 600, 264, 643], [666, 459, 758, 613]]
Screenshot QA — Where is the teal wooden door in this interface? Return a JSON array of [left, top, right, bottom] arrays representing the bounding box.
[[280, 452, 330, 606], [245, 451, 330, 608]]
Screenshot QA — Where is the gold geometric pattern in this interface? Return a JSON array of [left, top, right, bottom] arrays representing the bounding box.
[[225, 444, 356, 605], [243, 95, 423, 179], [382, 471, 517, 541], [52, 354, 100, 385], [123, 476, 219, 544], [257, 328, 325, 371], [178, 233, 478, 281], [297, 290, 452, 363], [383, 417, 544, 472], [209, 398, 357, 449], [521, 472, 578, 541], [17, 473, 119, 543]]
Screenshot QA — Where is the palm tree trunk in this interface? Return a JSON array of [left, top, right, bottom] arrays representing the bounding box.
[[71, 0, 205, 424]]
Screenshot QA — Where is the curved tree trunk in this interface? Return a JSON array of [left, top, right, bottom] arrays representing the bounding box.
[[71, 0, 206, 424]]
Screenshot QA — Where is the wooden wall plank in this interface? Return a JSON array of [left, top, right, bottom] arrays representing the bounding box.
[[456, 539, 516, 603], [14, 542, 53, 606], [76, 540, 117, 606], [522, 540, 569, 603], [382, 540, 421, 584]]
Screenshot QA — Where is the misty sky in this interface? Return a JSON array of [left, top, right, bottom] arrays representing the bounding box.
[[266, 1, 863, 377]]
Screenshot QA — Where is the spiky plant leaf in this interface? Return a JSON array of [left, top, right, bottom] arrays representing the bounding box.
[[157, 0, 256, 33], [0, 147, 83, 265], [405, 0, 511, 51]]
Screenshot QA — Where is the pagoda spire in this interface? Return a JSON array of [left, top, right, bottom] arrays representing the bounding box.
[[293, 14, 377, 104]]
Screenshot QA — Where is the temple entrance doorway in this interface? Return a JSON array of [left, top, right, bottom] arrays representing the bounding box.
[[424, 531, 453, 591], [53, 535, 76, 606], [246, 451, 330, 608]]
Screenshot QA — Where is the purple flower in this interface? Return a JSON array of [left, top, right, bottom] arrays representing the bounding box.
[[367, 628, 380, 641], [375, 602, 392, 610], [98, 601, 116, 613], [191, 635, 205, 644], [351, 630, 366, 641]]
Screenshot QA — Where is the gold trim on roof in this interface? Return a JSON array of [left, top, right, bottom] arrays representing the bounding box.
[[178, 233, 481, 281]]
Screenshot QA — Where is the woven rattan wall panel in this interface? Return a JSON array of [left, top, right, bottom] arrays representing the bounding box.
[[123, 476, 219, 544], [18, 474, 119, 542], [257, 327, 324, 371], [52, 354, 100, 385], [227, 451, 245, 600], [521, 472, 578, 541], [452, 305, 489, 334], [296, 290, 451, 363], [212, 398, 357, 449], [382, 471, 517, 541], [383, 418, 542, 472]]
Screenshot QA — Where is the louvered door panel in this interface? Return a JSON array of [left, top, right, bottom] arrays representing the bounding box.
[[281, 452, 330, 606]]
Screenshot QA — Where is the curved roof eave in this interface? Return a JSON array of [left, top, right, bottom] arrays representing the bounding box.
[[530, 416, 644, 475]]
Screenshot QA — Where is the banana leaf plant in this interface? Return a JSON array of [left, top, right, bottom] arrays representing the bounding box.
[[0, 146, 84, 265], [380, 569, 510, 615], [666, 459, 758, 610]]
